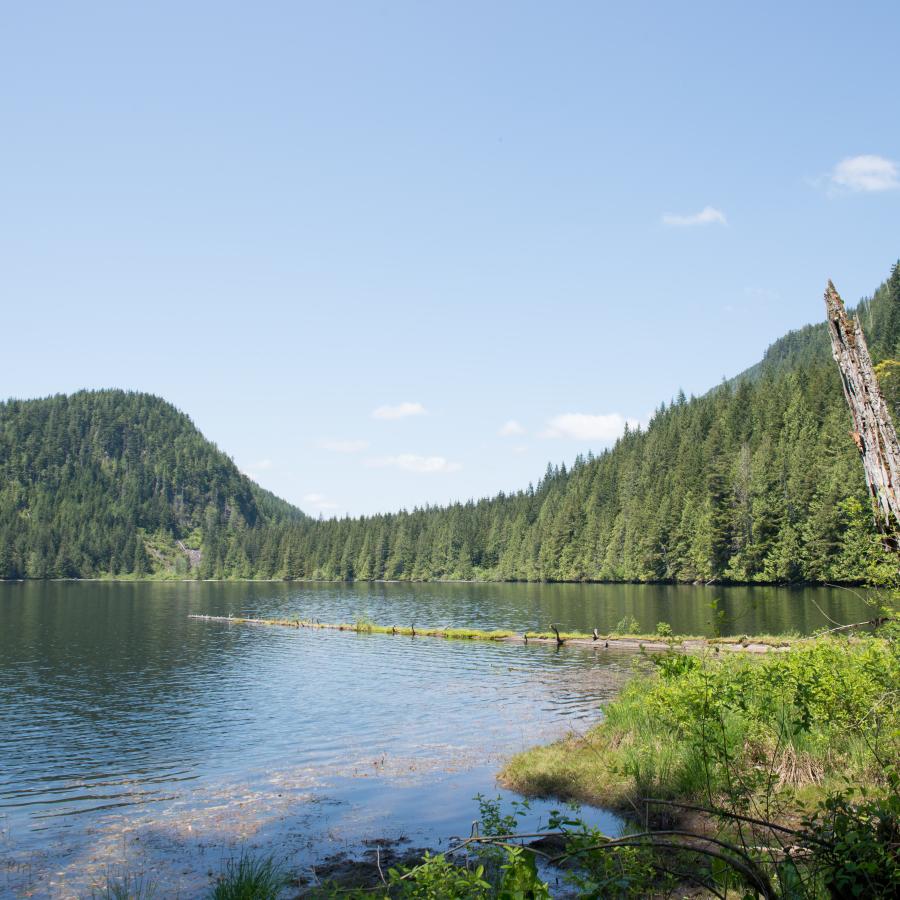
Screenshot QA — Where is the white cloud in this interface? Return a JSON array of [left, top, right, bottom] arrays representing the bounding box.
[[662, 206, 727, 227], [319, 439, 370, 453], [303, 492, 340, 511], [498, 419, 526, 437], [829, 155, 899, 192], [372, 401, 426, 420], [365, 454, 462, 473], [512, 445, 528, 455], [540, 412, 636, 442]]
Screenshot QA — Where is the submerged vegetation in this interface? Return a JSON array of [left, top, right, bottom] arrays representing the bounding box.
[[2, 262, 900, 585], [334, 628, 898, 898], [181, 609, 898, 896]]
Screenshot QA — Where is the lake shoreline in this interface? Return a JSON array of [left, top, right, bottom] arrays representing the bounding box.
[[2, 580, 884, 896], [0, 575, 873, 588]]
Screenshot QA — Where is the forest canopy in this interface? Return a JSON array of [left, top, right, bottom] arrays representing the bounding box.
[[2, 262, 899, 584]]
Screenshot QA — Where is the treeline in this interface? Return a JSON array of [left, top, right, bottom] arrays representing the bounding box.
[[2, 263, 899, 584]]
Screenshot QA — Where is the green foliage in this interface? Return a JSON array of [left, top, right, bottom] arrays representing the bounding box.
[[208, 852, 290, 900], [474, 793, 530, 837], [386, 852, 493, 898], [800, 789, 900, 898], [494, 847, 551, 899], [3, 262, 900, 585], [613, 615, 641, 635], [557, 830, 658, 898], [651, 649, 701, 679], [0, 390, 304, 580], [362, 796, 548, 898], [623, 636, 899, 806], [503, 630, 899, 897], [654, 621, 673, 637], [874, 358, 900, 422], [506, 634, 899, 813]]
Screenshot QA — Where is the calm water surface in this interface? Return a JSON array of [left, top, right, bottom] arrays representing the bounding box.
[[0, 581, 871, 897]]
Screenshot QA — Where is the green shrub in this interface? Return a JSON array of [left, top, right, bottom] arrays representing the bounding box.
[[802, 789, 900, 897], [386, 852, 492, 898]]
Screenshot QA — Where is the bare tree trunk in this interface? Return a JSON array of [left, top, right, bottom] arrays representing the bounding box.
[[825, 280, 900, 540]]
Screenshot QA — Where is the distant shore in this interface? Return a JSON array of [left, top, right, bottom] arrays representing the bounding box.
[[0, 574, 869, 588]]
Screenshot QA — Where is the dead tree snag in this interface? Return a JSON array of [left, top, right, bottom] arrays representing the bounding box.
[[825, 280, 900, 539]]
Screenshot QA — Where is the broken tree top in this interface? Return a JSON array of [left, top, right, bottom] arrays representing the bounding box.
[[825, 281, 900, 536]]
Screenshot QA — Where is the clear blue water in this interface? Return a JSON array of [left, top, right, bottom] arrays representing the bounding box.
[[0, 581, 871, 897]]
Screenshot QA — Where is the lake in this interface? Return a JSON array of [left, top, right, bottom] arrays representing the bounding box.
[[0, 581, 872, 897]]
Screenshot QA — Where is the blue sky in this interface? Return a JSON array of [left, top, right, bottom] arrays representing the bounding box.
[[2, 1, 899, 516]]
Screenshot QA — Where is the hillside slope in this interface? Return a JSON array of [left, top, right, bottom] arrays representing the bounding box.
[[1, 262, 898, 584], [0, 390, 304, 579], [274, 262, 900, 585]]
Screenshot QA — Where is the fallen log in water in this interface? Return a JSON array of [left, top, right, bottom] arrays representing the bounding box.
[[187, 615, 795, 653]]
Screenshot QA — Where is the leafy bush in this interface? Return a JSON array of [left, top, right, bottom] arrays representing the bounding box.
[[801, 789, 900, 897], [386, 853, 493, 898]]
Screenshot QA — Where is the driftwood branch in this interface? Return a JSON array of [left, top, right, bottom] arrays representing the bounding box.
[[816, 615, 892, 635], [825, 281, 900, 539], [448, 830, 777, 899]]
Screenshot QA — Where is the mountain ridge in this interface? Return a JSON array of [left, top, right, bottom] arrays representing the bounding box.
[[2, 262, 899, 583]]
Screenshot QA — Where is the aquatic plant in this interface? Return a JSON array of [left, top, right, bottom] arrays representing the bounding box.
[[208, 852, 290, 900], [90, 873, 157, 900], [612, 615, 641, 636]]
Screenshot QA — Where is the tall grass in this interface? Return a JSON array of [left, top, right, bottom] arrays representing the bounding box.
[[208, 853, 289, 900], [90, 874, 156, 900], [502, 636, 899, 815]]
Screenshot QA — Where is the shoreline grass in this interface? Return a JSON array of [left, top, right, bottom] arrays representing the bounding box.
[[499, 633, 899, 824]]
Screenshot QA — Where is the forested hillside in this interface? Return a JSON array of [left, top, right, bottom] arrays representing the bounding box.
[[0, 390, 304, 579], [2, 262, 899, 584]]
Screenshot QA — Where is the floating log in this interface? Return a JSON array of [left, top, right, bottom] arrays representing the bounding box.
[[186, 615, 793, 653], [825, 281, 900, 540]]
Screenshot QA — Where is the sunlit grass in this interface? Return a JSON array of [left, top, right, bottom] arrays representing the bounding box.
[[501, 635, 898, 817]]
